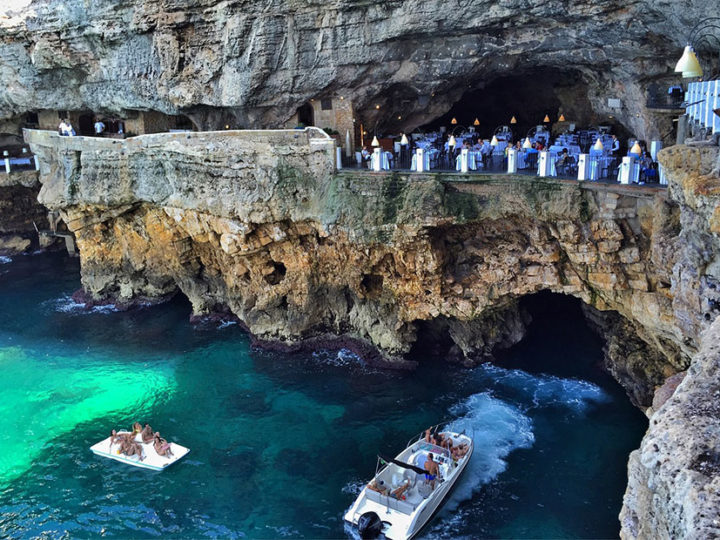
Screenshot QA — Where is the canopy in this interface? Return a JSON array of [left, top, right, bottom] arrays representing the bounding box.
[[378, 454, 426, 476]]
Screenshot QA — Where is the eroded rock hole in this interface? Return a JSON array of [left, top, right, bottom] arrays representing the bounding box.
[[264, 261, 287, 285], [360, 273, 384, 298]]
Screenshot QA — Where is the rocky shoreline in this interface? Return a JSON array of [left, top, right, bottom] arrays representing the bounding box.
[[21, 127, 720, 538]]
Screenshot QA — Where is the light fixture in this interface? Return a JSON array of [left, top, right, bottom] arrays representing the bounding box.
[[448, 135, 457, 147], [558, 114, 566, 122], [523, 137, 532, 149], [397, 115, 402, 120], [400, 134, 409, 145], [2, 151, 7, 157], [543, 114, 550, 123], [510, 116, 517, 124], [630, 141, 642, 154], [339, 96, 344, 100], [593, 139, 604, 151], [490, 135, 498, 146], [375, 104, 380, 110], [675, 45, 703, 78], [473, 118, 480, 126], [225, 124, 230, 129], [451, 117, 458, 125], [371, 136, 380, 147]]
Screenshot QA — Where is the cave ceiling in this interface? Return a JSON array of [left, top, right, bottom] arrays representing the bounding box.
[[0, 0, 715, 139]]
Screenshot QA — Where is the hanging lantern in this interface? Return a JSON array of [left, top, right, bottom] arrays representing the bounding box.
[[473, 118, 480, 126], [543, 114, 550, 123], [451, 117, 458, 125], [371, 136, 380, 147], [448, 135, 457, 147], [400, 133, 409, 145], [558, 114, 566, 122], [630, 141, 642, 155], [593, 139, 604, 151], [490, 135, 498, 146], [675, 45, 702, 78], [510, 116, 517, 124], [522, 137, 532, 149]]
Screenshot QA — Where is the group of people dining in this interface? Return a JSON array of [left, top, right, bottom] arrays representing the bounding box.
[[358, 128, 660, 183]]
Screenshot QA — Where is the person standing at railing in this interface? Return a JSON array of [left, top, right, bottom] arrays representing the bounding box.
[[58, 119, 75, 136], [94, 118, 106, 136]]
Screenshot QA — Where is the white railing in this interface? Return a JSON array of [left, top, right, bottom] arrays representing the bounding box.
[[686, 79, 720, 134]]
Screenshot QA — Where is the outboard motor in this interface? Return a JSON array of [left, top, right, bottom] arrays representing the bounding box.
[[358, 511, 383, 539]]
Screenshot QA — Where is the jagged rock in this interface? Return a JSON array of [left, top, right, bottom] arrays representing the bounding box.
[[620, 319, 720, 540], [0, 0, 710, 139]]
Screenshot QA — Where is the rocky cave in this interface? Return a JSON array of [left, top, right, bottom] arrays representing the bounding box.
[[2, 0, 720, 538]]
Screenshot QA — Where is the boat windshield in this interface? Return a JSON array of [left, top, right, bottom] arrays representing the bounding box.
[[413, 441, 451, 459]]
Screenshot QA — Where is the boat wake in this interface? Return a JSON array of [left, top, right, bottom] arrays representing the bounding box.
[[0, 256, 11, 264], [423, 365, 610, 537], [443, 392, 535, 510], [477, 363, 610, 412]]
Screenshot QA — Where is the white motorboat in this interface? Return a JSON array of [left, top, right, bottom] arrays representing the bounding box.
[[344, 426, 473, 540], [90, 431, 189, 471]]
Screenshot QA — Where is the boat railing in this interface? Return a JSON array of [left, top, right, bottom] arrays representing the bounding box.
[[406, 423, 447, 448]]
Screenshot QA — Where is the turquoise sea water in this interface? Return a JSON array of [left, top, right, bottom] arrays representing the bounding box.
[[0, 253, 647, 538]]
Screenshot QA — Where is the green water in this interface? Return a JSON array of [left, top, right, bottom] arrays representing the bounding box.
[[0, 253, 647, 538]]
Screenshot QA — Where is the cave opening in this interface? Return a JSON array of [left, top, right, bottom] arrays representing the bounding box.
[[407, 67, 632, 146]]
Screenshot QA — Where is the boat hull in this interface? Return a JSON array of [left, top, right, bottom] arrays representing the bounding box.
[[344, 431, 473, 540]]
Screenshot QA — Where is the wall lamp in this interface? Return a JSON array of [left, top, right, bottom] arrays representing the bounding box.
[[675, 17, 720, 78]]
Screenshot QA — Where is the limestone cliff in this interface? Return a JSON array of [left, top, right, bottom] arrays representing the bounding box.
[[23, 128, 720, 537], [0, 0, 710, 139], [27, 129, 716, 404], [619, 144, 720, 540], [0, 170, 49, 253]]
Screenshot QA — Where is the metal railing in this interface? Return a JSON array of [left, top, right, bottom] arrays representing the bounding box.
[[686, 79, 720, 134]]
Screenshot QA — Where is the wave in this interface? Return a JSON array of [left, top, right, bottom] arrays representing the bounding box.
[[42, 294, 120, 314], [477, 363, 610, 412], [311, 348, 363, 368]]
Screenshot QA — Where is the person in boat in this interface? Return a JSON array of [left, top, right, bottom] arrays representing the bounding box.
[[367, 479, 389, 496], [390, 480, 411, 500], [140, 423, 155, 443], [451, 443, 469, 460], [423, 453, 440, 489], [117, 435, 144, 460], [424, 428, 441, 446], [153, 433, 173, 457], [132, 422, 143, 436]]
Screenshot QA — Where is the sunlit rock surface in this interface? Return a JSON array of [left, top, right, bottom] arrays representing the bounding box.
[[22, 133, 720, 538]]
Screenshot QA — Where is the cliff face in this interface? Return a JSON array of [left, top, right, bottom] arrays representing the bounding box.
[[0, 170, 48, 253], [27, 129, 718, 405], [618, 144, 720, 540], [0, 0, 709, 138], [24, 129, 720, 537]]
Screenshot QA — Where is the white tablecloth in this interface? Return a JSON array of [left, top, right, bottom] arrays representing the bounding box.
[[411, 152, 431, 171], [372, 152, 392, 170], [455, 151, 481, 171], [589, 156, 612, 180]]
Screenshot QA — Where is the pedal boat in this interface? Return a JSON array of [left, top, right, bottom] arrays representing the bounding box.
[[344, 427, 473, 540], [90, 431, 189, 471]]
